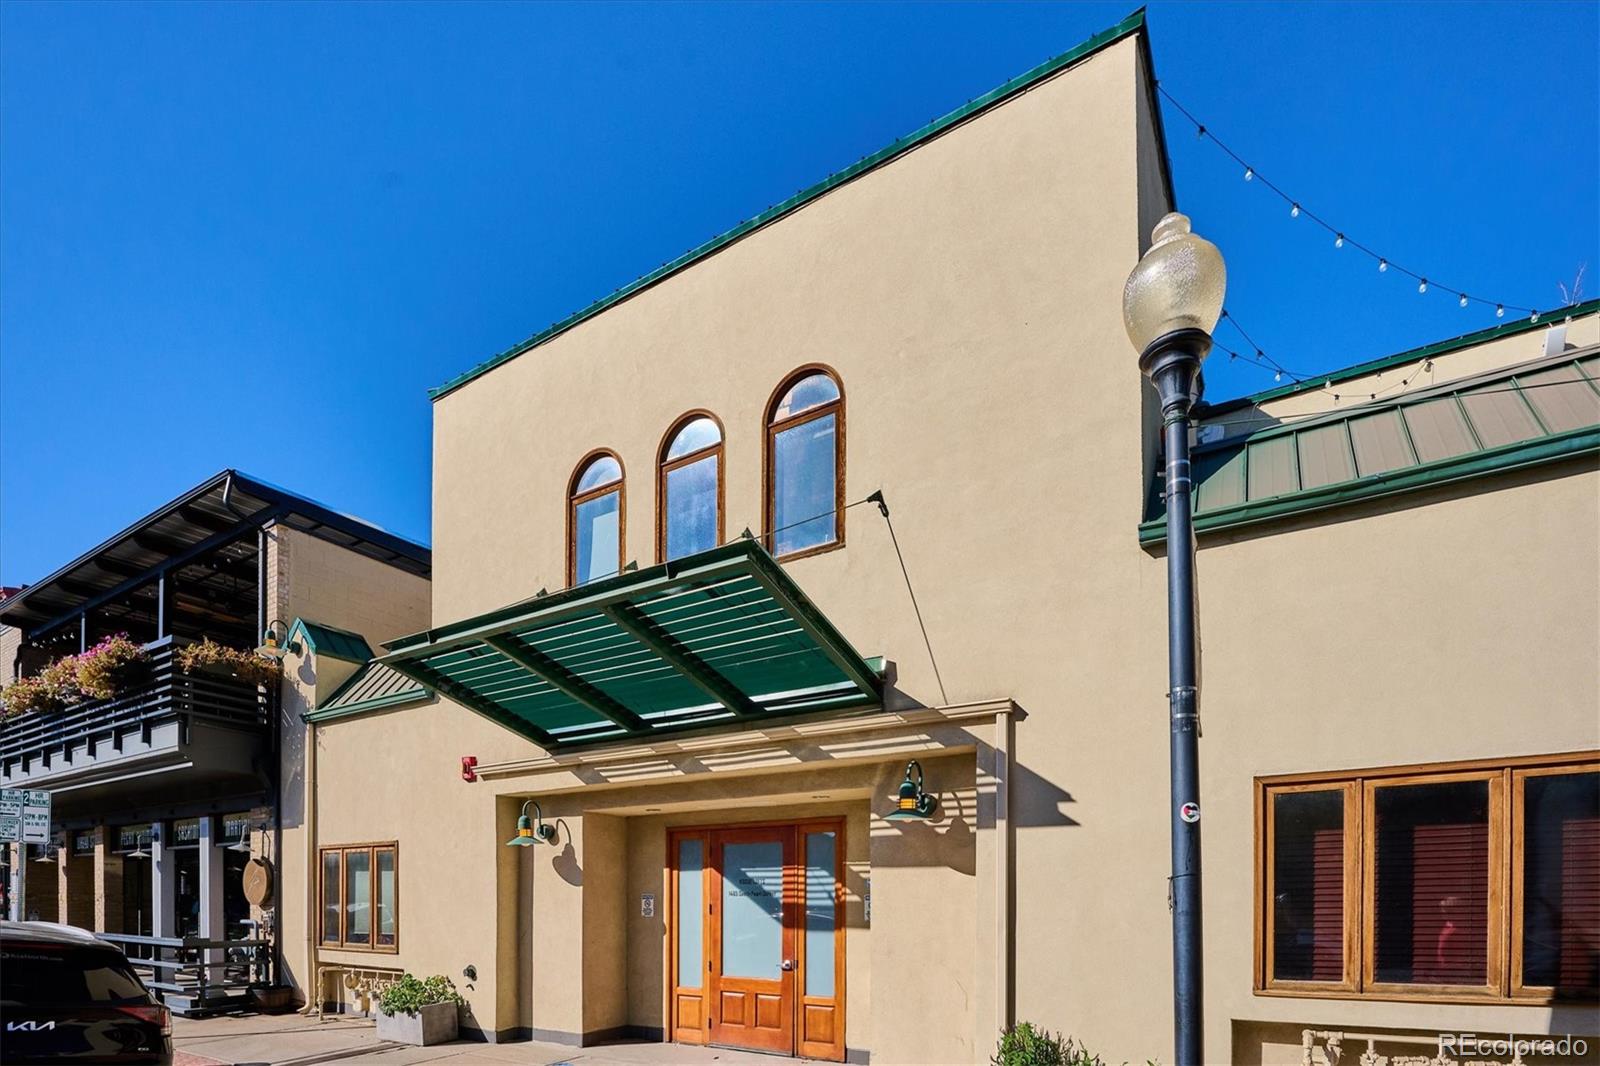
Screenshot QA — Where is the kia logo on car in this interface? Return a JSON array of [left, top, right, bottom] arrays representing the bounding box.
[[5, 1020, 57, 1031]]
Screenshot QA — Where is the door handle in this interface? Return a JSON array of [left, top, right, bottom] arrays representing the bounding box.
[[781, 959, 795, 971]]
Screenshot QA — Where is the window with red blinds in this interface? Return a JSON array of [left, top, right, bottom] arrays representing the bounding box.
[[1272, 790, 1344, 982], [1260, 759, 1598, 1002], [1373, 779, 1491, 986], [1522, 773, 1600, 994]]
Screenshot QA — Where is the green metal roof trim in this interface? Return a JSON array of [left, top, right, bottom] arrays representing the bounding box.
[[1203, 299, 1600, 415], [430, 9, 1157, 402], [1142, 349, 1600, 545], [287, 619, 375, 664], [379, 540, 885, 749], [305, 659, 430, 724]]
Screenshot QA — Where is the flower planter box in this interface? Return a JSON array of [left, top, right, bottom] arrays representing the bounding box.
[[376, 1002, 458, 1046]]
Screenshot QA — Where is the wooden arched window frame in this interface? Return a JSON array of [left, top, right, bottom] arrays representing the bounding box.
[[657, 411, 725, 564], [763, 365, 845, 561], [567, 449, 626, 586]]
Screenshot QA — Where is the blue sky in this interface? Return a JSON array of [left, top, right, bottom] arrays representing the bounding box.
[[2, 1, 1595, 585]]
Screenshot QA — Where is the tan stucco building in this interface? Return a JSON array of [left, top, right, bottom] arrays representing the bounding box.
[[235, 11, 1600, 1064]]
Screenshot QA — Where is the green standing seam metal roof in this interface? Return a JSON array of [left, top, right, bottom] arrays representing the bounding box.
[[1141, 346, 1600, 545], [305, 659, 430, 724], [287, 619, 376, 664], [428, 8, 1164, 402], [1202, 298, 1600, 416], [377, 539, 885, 749]]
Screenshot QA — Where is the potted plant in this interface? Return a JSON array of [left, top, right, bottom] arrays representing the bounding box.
[[74, 635, 149, 699], [1, 656, 85, 718], [175, 637, 281, 686], [375, 974, 461, 1047]]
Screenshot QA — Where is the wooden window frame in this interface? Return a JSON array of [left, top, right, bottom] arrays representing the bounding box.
[[656, 411, 725, 565], [763, 366, 845, 562], [1254, 751, 1597, 1005], [567, 449, 626, 588], [1509, 760, 1600, 999], [1360, 768, 1506, 1000], [317, 841, 399, 954], [1259, 780, 1360, 993]]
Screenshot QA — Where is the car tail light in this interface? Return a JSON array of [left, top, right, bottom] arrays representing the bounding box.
[[117, 1004, 172, 1035]]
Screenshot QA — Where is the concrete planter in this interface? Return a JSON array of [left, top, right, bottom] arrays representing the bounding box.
[[376, 1002, 458, 1046]]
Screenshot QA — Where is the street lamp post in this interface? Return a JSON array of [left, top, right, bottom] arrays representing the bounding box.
[[1122, 211, 1226, 1066]]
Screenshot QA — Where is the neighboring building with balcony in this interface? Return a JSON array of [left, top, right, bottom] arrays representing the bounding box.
[[271, 11, 1597, 1062], [1, 470, 429, 1011]]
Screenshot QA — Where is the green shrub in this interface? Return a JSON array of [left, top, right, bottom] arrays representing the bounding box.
[[377, 974, 462, 1017], [993, 1023, 1112, 1066]]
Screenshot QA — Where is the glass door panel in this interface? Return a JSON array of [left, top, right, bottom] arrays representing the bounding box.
[[709, 828, 794, 1055], [798, 828, 844, 1061], [721, 841, 784, 978]]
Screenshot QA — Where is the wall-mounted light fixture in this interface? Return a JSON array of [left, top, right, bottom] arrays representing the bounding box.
[[227, 824, 257, 853], [505, 800, 556, 846], [128, 832, 151, 860], [255, 619, 299, 660], [884, 760, 938, 821]]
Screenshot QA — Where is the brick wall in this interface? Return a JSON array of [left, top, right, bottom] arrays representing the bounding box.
[[61, 851, 94, 928]]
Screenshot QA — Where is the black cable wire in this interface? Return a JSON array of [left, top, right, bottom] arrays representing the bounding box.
[[1156, 82, 1578, 321], [867, 492, 949, 706]]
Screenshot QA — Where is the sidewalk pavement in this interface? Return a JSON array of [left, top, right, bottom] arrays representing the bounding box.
[[172, 1012, 825, 1066]]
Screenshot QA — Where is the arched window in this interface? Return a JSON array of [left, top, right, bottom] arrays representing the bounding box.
[[658, 413, 724, 562], [568, 451, 625, 586], [765, 367, 844, 559]]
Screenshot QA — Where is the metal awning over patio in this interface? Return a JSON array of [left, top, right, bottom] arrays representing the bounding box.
[[379, 541, 884, 748]]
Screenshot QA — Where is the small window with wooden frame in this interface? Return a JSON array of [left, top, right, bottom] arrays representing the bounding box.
[[1256, 752, 1597, 1003], [657, 412, 724, 563], [764, 367, 844, 561], [319, 842, 398, 953], [568, 450, 625, 587]]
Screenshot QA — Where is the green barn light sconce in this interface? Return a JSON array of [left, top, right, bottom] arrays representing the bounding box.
[[506, 800, 556, 846], [884, 760, 938, 821], [255, 619, 300, 660]]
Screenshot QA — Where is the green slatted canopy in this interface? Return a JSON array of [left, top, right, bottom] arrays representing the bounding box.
[[380, 540, 883, 749]]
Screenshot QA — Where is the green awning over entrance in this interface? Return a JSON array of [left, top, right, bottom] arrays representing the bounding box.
[[380, 540, 883, 749]]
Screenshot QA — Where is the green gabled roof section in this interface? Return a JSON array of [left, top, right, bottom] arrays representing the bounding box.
[[430, 9, 1155, 402], [305, 659, 431, 724], [1142, 347, 1600, 545], [1204, 298, 1600, 415], [379, 539, 885, 749], [287, 619, 375, 664]]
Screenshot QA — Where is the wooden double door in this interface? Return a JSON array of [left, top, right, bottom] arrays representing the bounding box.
[[668, 819, 845, 1061]]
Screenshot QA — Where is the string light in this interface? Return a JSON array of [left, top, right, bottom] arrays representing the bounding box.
[[1156, 83, 1565, 322]]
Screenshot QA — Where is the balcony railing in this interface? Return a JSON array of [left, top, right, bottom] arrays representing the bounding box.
[[0, 637, 272, 777]]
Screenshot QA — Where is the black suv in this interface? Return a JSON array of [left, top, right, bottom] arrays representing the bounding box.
[[0, 921, 173, 1064]]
